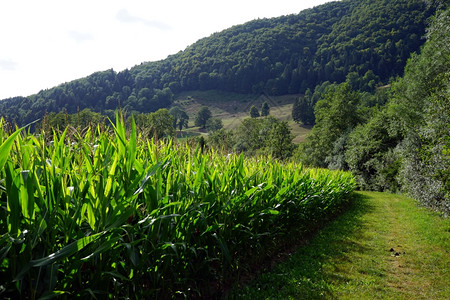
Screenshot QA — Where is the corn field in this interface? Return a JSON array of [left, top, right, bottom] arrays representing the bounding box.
[[0, 115, 355, 299]]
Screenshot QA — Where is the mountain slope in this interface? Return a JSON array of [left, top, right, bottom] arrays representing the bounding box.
[[0, 0, 437, 126]]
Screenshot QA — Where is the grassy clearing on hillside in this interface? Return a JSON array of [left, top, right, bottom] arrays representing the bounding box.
[[172, 90, 311, 142], [231, 192, 449, 299], [290, 123, 312, 144]]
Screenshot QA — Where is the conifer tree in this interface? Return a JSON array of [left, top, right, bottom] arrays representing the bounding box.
[[261, 102, 270, 116], [249, 105, 260, 118]]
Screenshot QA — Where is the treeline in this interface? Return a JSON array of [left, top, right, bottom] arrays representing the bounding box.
[[295, 8, 450, 214], [0, 0, 437, 127], [40, 107, 181, 140], [39, 102, 296, 161]]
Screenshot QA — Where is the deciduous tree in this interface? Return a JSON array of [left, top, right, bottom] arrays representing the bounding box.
[[195, 106, 212, 129]]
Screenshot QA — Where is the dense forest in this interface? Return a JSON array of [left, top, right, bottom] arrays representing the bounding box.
[[296, 6, 450, 213], [0, 0, 437, 126]]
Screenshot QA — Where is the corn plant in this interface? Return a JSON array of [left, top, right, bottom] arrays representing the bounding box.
[[0, 114, 355, 299]]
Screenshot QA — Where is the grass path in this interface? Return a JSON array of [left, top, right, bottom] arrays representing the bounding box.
[[230, 192, 449, 299]]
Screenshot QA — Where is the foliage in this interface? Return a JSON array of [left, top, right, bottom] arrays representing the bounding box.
[[292, 90, 315, 125], [0, 117, 355, 298], [205, 117, 223, 132], [292, 82, 333, 126], [39, 108, 106, 133], [345, 110, 402, 191], [249, 105, 260, 118], [298, 83, 361, 167], [388, 8, 450, 212], [266, 121, 296, 159], [169, 106, 189, 131], [233, 116, 295, 158], [147, 108, 175, 138], [207, 128, 235, 152], [297, 6, 450, 214], [261, 101, 270, 117], [194, 106, 212, 129]]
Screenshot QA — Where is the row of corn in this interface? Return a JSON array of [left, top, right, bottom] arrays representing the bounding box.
[[0, 115, 355, 298]]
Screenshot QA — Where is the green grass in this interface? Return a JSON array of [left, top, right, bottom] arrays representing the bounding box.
[[231, 192, 449, 299]]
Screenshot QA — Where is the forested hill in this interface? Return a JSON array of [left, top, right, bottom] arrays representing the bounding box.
[[0, 0, 438, 126]]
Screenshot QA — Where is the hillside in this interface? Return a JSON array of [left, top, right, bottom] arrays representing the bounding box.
[[0, 0, 438, 127], [296, 6, 449, 213], [171, 90, 311, 142]]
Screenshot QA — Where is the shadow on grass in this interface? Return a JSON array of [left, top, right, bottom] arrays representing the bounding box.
[[227, 192, 375, 299]]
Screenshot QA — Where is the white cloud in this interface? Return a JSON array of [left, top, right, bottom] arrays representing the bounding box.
[[116, 8, 172, 31], [68, 31, 94, 44], [0, 59, 18, 71]]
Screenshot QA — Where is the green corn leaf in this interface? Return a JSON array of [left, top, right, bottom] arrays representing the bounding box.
[[126, 117, 137, 176], [14, 231, 105, 281], [104, 154, 118, 198], [37, 291, 67, 300], [5, 162, 21, 236], [261, 209, 280, 215], [0, 128, 22, 171], [81, 235, 121, 261], [33, 231, 105, 266]]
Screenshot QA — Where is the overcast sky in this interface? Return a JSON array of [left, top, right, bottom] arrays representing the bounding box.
[[0, 0, 334, 99]]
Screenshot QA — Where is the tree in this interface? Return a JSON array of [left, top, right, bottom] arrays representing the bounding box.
[[207, 128, 235, 152], [299, 83, 361, 167], [74, 108, 105, 129], [249, 105, 260, 118], [148, 108, 175, 138], [267, 121, 295, 159], [234, 118, 265, 153], [345, 110, 401, 191], [206, 118, 223, 132], [169, 106, 189, 131], [386, 8, 450, 213], [195, 106, 212, 129], [152, 87, 174, 108], [292, 96, 301, 123], [169, 106, 182, 128], [292, 90, 315, 125], [234, 116, 281, 155], [293, 84, 333, 126], [176, 110, 189, 131], [132, 113, 150, 133], [261, 101, 270, 116]]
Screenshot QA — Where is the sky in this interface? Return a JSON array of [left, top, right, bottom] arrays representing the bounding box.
[[0, 0, 334, 100]]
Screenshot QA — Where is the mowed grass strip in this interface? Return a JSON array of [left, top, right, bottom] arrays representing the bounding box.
[[231, 192, 449, 299]]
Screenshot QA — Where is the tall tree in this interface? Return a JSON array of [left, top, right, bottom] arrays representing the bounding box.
[[261, 101, 270, 116], [299, 83, 361, 167], [194, 106, 212, 129], [249, 105, 260, 118], [169, 106, 189, 131], [386, 8, 450, 212], [176, 110, 189, 131], [148, 108, 175, 138], [292, 90, 315, 125], [206, 118, 223, 132], [267, 121, 295, 159]]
